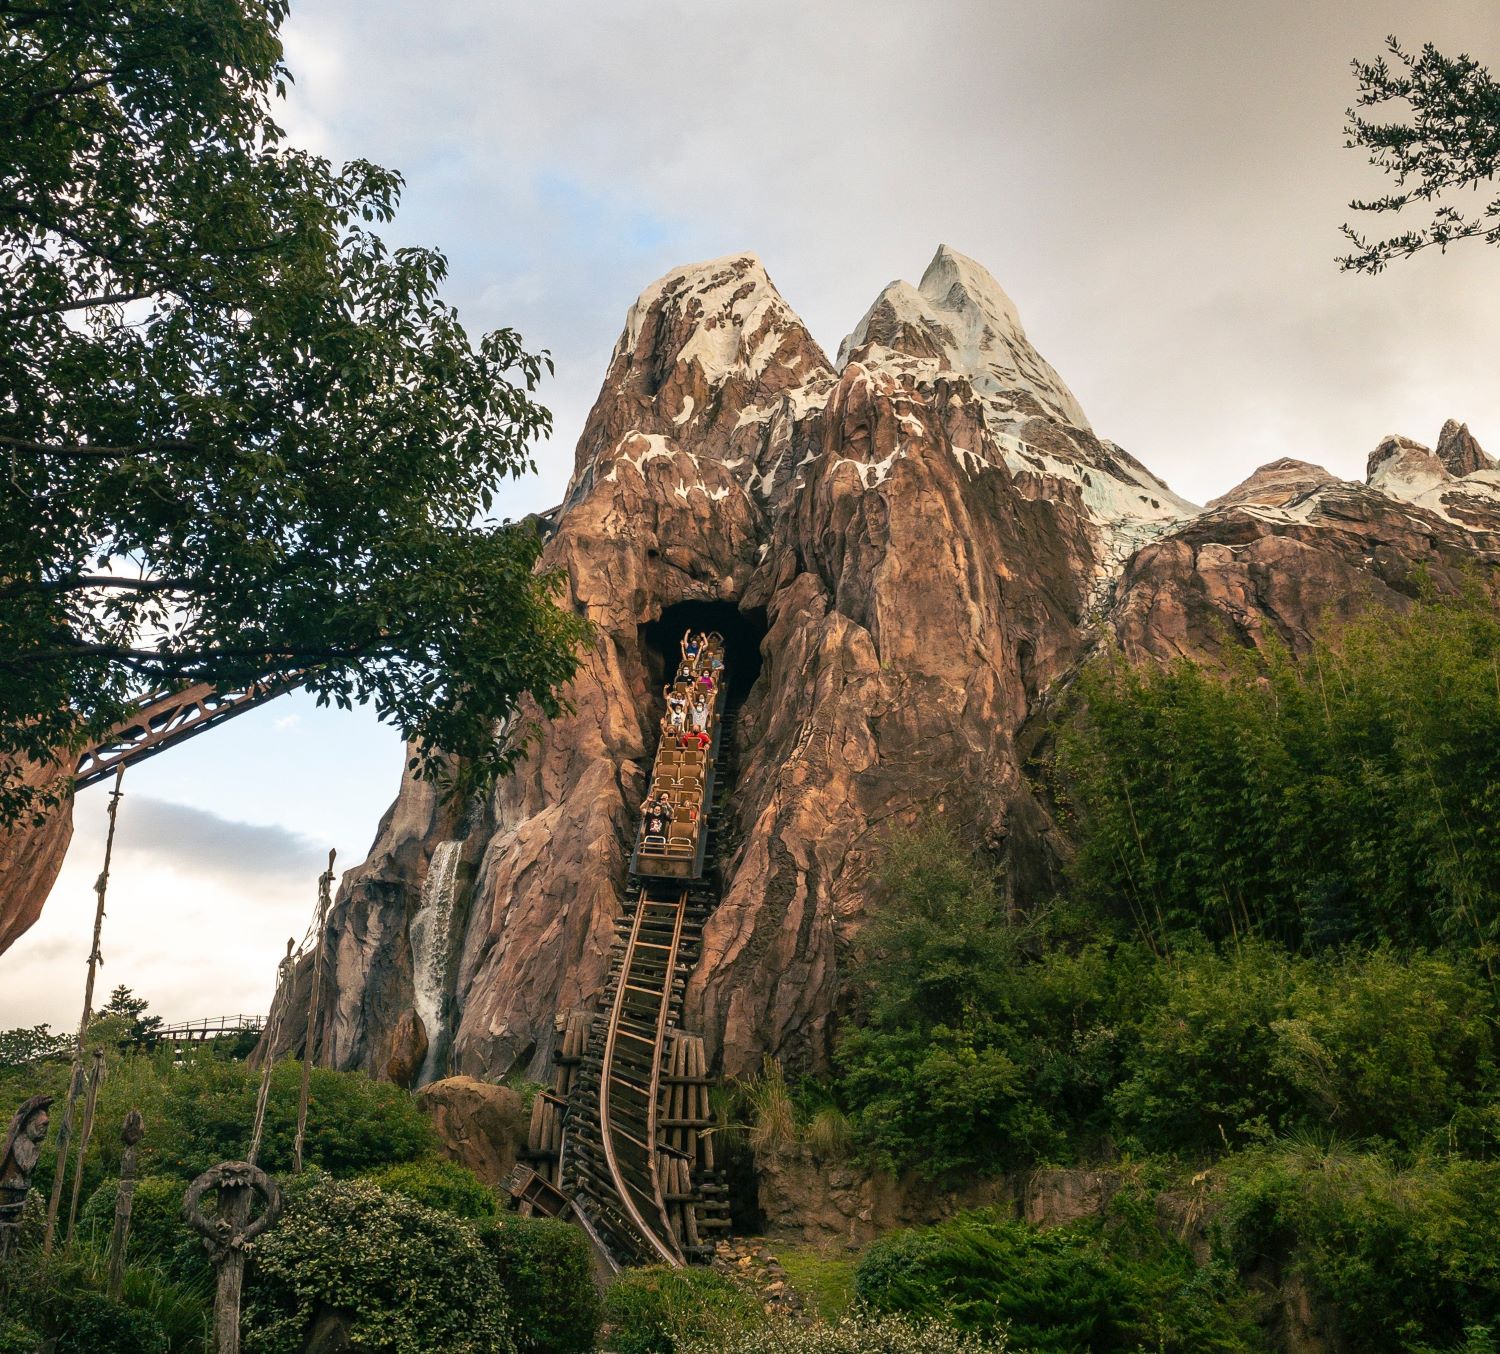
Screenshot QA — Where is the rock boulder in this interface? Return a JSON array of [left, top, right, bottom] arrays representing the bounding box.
[[415, 1076, 527, 1188]]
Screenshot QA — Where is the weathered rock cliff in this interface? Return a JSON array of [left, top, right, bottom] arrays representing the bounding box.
[[270, 246, 1500, 1087], [0, 757, 73, 956]]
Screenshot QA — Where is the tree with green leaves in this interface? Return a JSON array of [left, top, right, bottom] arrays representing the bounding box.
[[0, 0, 588, 826], [95, 986, 162, 1052], [1340, 35, 1500, 272]]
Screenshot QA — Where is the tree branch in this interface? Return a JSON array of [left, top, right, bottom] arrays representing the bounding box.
[[1, 289, 155, 321], [0, 434, 199, 457]]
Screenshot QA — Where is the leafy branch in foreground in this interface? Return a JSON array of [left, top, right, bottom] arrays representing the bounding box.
[[1340, 34, 1500, 272], [0, 0, 589, 825]]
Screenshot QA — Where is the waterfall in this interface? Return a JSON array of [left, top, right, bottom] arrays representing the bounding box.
[[409, 839, 462, 1087]]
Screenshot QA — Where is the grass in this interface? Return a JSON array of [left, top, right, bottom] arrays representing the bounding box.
[[776, 1245, 859, 1323]]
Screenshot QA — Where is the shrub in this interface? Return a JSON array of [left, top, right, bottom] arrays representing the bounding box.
[[1272, 949, 1496, 1147], [854, 1206, 1258, 1354], [0, 1244, 207, 1353], [0, 1319, 41, 1354], [833, 823, 1129, 1178], [0, 1052, 435, 1210], [142, 1059, 434, 1180], [603, 1266, 762, 1354], [1224, 1148, 1500, 1352], [680, 1310, 1010, 1353], [1058, 591, 1500, 957], [242, 1176, 513, 1353], [1110, 944, 1500, 1156], [363, 1157, 499, 1220], [44, 1290, 166, 1354], [1109, 942, 1299, 1153], [478, 1213, 601, 1354], [80, 1174, 211, 1282]]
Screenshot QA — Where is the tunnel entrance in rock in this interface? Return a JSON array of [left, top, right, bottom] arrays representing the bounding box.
[[640, 600, 767, 702]]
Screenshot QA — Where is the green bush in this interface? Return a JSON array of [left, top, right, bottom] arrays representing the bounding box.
[[242, 1176, 513, 1354], [833, 823, 1132, 1178], [0, 1318, 41, 1354], [479, 1214, 601, 1354], [140, 1059, 434, 1180], [43, 1290, 166, 1354], [1058, 591, 1500, 956], [854, 1206, 1258, 1354], [603, 1266, 762, 1354], [1108, 942, 1300, 1153], [0, 1244, 208, 1353], [1272, 949, 1496, 1147], [1, 1053, 435, 1211], [680, 1310, 1011, 1353], [80, 1174, 210, 1282], [363, 1157, 499, 1220], [1225, 1149, 1500, 1351], [1110, 944, 1500, 1156]]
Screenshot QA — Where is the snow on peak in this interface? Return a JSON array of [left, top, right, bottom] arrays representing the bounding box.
[[1366, 434, 1451, 502], [837, 244, 1091, 431], [617, 252, 817, 385]]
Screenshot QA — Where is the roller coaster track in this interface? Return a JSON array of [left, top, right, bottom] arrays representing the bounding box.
[[519, 689, 741, 1268], [62, 506, 575, 792], [72, 676, 301, 790]]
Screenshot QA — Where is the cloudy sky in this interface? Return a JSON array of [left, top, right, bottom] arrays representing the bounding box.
[[5, 0, 1498, 1029]]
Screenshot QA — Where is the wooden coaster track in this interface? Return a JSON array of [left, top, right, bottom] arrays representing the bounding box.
[[517, 638, 741, 1268]]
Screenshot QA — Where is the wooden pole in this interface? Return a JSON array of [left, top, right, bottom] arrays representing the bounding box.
[[293, 850, 335, 1173], [45, 765, 124, 1253], [106, 1109, 144, 1298], [248, 939, 294, 1168], [64, 1046, 104, 1241], [182, 1162, 280, 1354]]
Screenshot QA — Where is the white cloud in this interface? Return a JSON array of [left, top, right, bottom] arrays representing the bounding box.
[[271, 0, 1500, 514]]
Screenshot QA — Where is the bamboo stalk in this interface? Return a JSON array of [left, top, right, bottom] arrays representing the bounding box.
[[45, 766, 124, 1254], [64, 1046, 105, 1241], [248, 939, 294, 1167], [293, 850, 335, 1172]]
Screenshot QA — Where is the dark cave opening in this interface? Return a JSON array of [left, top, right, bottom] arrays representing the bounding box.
[[639, 599, 768, 704]]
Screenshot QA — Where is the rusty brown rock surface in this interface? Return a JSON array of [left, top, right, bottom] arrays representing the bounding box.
[[0, 759, 74, 957], [414, 1075, 526, 1188], [282, 245, 1500, 1091]]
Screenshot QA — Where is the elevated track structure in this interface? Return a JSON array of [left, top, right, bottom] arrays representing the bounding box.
[[517, 634, 738, 1267]]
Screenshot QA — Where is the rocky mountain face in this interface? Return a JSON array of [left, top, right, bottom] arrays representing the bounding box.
[[0, 760, 72, 956], [272, 246, 1500, 1087]]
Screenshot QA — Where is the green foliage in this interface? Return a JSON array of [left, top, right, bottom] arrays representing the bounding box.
[[0, 0, 588, 827], [774, 1247, 859, 1323], [0, 1318, 41, 1354], [1340, 37, 1500, 272], [1224, 1148, 1500, 1351], [834, 822, 1129, 1178], [132, 1058, 433, 1182], [603, 1266, 763, 1354], [41, 1291, 165, 1354], [0, 1022, 70, 1070], [1111, 943, 1498, 1156], [854, 1205, 1259, 1353], [479, 1213, 602, 1354], [680, 1311, 1011, 1353], [1108, 942, 1297, 1153], [2, 1052, 432, 1209], [1058, 594, 1500, 960], [0, 1247, 208, 1353], [362, 1157, 498, 1221], [243, 1175, 514, 1354], [97, 987, 164, 1052], [80, 1174, 211, 1284]]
